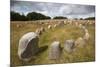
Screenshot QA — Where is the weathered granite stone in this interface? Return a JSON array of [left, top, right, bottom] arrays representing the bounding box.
[[49, 41, 61, 60], [18, 32, 39, 61], [64, 39, 75, 53]]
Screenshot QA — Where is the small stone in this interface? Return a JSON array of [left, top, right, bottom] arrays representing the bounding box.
[[48, 25, 51, 29], [83, 32, 90, 41], [54, 24, 57, 28], [75, 37, 86, 48], [35, 28, 42, 35], [40, 27, 45, 32]]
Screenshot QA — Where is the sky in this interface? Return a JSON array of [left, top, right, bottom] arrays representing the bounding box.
[[10, 1, 95, 19]]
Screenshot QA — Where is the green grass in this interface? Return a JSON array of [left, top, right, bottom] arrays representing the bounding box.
[[10, 21, 95, 66]]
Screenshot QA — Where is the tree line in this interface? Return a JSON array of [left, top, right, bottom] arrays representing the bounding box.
[[10, 11, 95, 21], [10, 11, 68, 21], [84, 17, 95, 20]]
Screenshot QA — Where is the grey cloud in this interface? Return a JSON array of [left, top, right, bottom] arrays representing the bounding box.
[[11, 1, 95, 18]]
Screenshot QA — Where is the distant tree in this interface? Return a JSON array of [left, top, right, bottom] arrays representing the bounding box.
[[11, 11, 51, 21], [27, 12, 51, 20], [20, 14, 27, 21], [79, 18, 83, 20], [45, 16, 51, 19], [74, 18, 78, 20], [53, 16, 67, 19], [10, 11, 27, 21], [84, 17, 95, 20], [11, 11, 21, 21]]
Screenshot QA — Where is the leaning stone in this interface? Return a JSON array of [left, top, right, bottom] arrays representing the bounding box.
[[49, 41, 61, 60], [18, 32, 39, 61], [64, 39, 75, 53]]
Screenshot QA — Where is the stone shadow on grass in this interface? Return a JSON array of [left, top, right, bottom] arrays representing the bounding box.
[[37, 45, 48, 55]]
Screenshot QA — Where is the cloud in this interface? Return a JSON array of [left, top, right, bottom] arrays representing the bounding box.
[[11, 1, 95, 18]]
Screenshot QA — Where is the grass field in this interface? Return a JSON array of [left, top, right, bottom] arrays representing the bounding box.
[[10, 20, 95, 66]]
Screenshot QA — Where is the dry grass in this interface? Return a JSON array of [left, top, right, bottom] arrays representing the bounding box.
[[10, 20, 95, 66]]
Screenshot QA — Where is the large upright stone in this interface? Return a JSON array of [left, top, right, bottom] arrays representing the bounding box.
[[18, 32, 39, 61], [49, 41, 61, 60], [64, 40, 75, 53]]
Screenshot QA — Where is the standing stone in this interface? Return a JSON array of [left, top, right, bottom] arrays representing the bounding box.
[[82, 28, 90, 41], [35, 28, 40, 35], [79, 24, 82, 28], [83, 32, 90, 41], [48, 25, 51, 29], [82, 26, 86, 30], [16, 24, 22, 28], [64, 39, 75, 53], [75, 37, 86, 48], [54, 24, 57, 28], [40, 27, 45, 32], [18, 32, 39, 61], [75, 22, 78, 26], [84, 29, 88, 33], [64, 21, 67, 25], [59, 21, 64, 26], [35, 28, 42, 35], [49, 41, 61, 60]]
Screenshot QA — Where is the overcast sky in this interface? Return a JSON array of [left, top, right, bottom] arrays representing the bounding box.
[[11, 1, 95, 19]]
